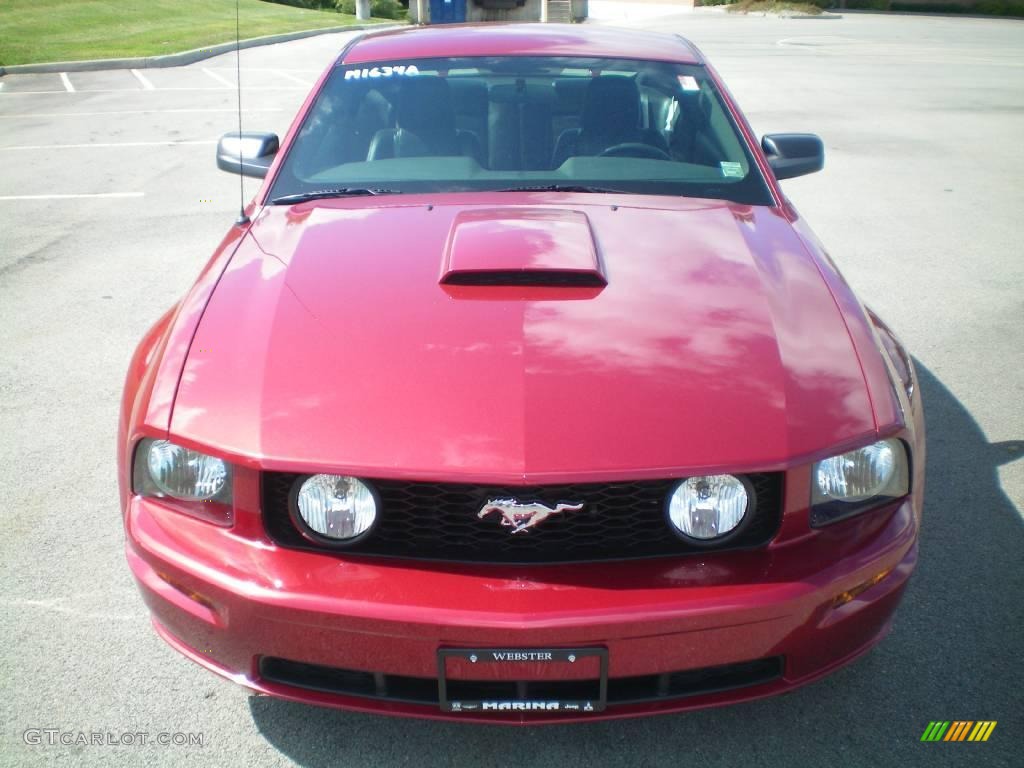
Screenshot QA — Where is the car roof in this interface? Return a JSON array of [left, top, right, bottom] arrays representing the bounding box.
[[340, 23, 704, 66]]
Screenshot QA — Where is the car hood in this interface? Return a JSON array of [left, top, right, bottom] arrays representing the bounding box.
[[170, 195, 876, 481]]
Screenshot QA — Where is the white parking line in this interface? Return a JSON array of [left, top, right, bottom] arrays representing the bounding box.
[[203, 68, 235, 88], [216, 67, 321, 73], [0, 87, 306, 95], [130, 69, 155, 91], [0, 140, 216, 150], [0, 192, 144, 201], [59, 72, 75, 92], [0, 597, 134, 621], [275, 71, 311, 86], [0, 108, 284, 118]]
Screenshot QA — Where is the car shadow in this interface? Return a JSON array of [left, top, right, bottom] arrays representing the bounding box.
[[248, 362, 1022, 768]]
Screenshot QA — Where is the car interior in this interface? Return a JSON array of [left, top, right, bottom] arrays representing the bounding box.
[[293, 68, 744, 175], [271, 57, 778, 205]]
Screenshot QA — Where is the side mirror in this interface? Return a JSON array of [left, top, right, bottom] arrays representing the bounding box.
[[761, 134, 824, 181], [216, 131, 279, 178]]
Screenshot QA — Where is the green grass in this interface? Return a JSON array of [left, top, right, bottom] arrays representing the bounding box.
[[0, 0, 391, 67]]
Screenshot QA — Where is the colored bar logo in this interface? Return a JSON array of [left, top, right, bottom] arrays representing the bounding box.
[[921, 721, 997, 742]]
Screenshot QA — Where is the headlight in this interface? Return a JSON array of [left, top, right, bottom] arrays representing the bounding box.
[[146, 440, 228, 500], [811, 438, 909, 526], [294, 474, 378, 542], [132, 438, 232, 525], [667, 474, 750, 542]]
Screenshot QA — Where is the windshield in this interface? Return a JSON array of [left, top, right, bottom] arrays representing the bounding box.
[[269, 56, 773, 205]]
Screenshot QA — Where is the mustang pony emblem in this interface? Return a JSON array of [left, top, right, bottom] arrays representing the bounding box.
[[478, 499, 584, 534]]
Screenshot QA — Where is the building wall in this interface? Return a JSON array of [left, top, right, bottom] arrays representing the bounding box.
[[409, 0, 588, 23], [468, 0, 544, 22], [571, 0, 589, 19]]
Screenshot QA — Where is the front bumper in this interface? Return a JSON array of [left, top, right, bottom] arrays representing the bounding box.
[[126, 487, 918, 723]]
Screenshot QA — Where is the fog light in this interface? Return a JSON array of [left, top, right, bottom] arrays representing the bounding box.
[[295, 474, 378, 542], [667, 475, 750, 542]]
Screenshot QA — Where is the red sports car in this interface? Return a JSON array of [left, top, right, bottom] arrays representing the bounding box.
[[119, 24, 925, 723]]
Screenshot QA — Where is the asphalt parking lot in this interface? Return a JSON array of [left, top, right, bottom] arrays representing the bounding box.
[[1, 11, 1022, 768]]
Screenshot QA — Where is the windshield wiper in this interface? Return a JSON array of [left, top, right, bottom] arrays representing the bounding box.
[[270, 188, 399, 205], [495, 184, 634, 194]]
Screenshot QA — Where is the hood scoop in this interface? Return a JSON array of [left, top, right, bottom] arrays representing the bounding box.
[[440, 208, 606, 287]]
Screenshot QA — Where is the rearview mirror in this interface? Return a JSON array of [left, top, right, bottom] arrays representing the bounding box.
[[216, 131, 279, 178], [761, 134, 824, 181]]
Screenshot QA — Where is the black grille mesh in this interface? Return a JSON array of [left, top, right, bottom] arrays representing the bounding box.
[[258, 655, 785, 707], [261, 473, 783, 564]]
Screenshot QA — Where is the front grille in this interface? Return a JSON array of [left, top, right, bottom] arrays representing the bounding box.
[[258, 656, 785, 708], [261, 473, 783, 564]]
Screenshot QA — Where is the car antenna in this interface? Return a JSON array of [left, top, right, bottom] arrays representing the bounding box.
[[234, 0, 249, 226]]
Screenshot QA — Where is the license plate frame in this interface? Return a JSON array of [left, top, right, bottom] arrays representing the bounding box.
[[437, 647, 608, 714]]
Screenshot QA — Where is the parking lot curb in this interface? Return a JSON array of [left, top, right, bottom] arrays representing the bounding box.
[[685, 6, 841, 18], [0, 23, 405, 76]]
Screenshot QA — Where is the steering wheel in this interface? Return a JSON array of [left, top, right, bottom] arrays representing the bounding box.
[[598, 143, 672, 161]]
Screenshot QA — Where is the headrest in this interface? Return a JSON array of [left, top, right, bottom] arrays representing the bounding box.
[[396, 76, 455, 134], [581, 77, 641, 136]]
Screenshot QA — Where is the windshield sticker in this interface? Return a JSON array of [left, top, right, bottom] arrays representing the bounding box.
[[677, 75, 700, 92], [344, 65, 420, 80], [720, 161, 744, 179]]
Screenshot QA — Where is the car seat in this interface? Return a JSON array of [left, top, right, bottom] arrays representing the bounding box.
[[551, 77, 668, 167], [367, 77, 483, 163]]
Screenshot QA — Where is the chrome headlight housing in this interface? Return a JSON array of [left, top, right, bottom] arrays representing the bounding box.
[[666, 474, 752, 543], [132, 438, 232, 525], [811, 438, 909, 526], [292, 474, 378, 543], [134, 438, 230, 501]]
